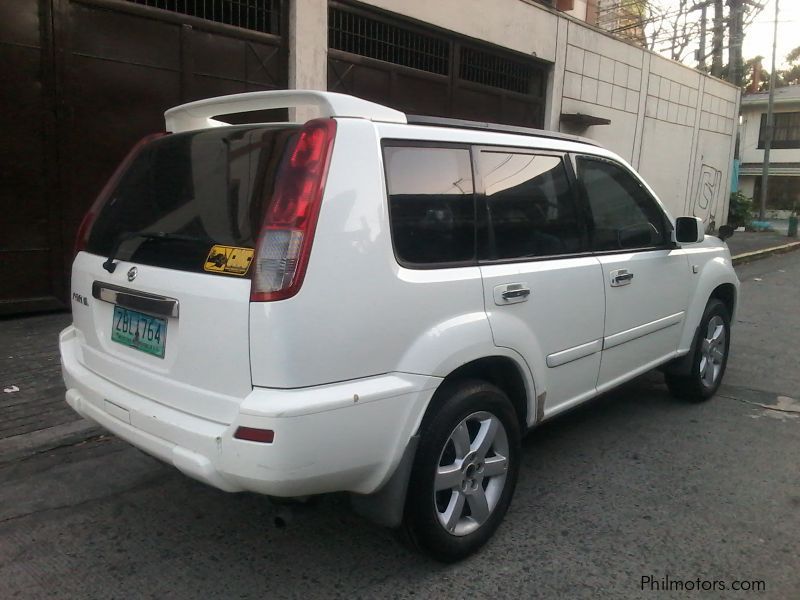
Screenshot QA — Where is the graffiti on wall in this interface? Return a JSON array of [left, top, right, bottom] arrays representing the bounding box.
[[687, 163, 723, 226]]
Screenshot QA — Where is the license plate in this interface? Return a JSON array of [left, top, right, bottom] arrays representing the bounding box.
[[111, 306, 167, 358]]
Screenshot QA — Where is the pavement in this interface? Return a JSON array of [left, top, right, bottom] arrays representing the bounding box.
[[1, 251, 799, 598], [726, 229, 800, 263]]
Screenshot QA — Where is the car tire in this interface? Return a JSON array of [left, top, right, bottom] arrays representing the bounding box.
[[665, 299, 731, 402], [401, 379, 521, 562]]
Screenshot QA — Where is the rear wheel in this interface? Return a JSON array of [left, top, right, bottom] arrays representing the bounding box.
[[666, 299, 730, 401], [402, 380, 520, 562]]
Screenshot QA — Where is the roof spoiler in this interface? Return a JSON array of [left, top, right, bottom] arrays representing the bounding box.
[[164, 90, 407, 133]]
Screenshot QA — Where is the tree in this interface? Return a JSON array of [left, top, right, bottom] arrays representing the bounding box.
[[782, 47, 800, 86], [743, 46, 800, 92], [631, 1, 766, 85]]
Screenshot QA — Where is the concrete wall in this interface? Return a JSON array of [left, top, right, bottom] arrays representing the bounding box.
[[555, 18, 739, 226], [289, 0, 740, 225]]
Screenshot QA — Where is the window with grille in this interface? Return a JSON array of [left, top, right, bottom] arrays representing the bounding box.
[[125, 1, 282, 35], [759, 111, 800, 149], [460, 47, 542, 95], [328, 7, 450, 76]]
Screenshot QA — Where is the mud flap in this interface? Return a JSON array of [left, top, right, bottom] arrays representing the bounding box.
[[350, 435, 420, 528]]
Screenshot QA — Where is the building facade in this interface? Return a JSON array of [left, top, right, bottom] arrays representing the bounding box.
[[738, 87, 800, 217], [0, 0, 739, 313]]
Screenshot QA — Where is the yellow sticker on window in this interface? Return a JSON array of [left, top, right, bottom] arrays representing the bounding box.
[[204, 245, 254, 276]]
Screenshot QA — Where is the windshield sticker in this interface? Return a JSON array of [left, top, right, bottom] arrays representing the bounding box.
[[204, 245, 254, 276]]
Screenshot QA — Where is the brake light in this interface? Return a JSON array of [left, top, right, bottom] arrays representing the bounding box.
[[73, 132, 167, 257], [250, 119, 337, 301]]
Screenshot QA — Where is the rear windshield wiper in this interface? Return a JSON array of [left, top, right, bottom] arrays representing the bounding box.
[[102, 231, 210, 273]]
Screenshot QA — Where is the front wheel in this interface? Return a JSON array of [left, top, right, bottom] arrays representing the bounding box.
[[666, 298, 731, 401], [402, 380, 521, 562]]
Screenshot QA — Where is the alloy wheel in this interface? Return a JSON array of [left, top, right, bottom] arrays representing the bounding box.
[[434, 411, 509, 537], [699, 315, 726, 388]]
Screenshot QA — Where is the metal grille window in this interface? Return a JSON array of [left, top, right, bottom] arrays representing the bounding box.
[[329, 7, 450, 76], [759, 111, 800, 150], [460, 47, 542, 95], [125, 1, 282, 35]]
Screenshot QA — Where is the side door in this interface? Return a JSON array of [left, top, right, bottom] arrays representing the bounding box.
[[574, 155, 691, 392], [476, 148, 606, 419]]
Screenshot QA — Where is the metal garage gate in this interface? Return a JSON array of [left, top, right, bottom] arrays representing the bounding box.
[[0, 0, 287, 314], [327, 1, 549, 127]]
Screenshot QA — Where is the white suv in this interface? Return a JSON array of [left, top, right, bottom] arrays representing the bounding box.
[[60, 91, 739, 561]]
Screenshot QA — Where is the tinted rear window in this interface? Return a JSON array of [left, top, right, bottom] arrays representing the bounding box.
[[87, 125, 298, 273], [384, 145, 475, 266], [477, 151, 582, 259]]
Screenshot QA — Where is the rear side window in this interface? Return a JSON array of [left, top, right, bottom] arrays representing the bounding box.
[[384, 145, 475, 265], [87, 125, 298, 273], [477, 151, 582, 260], [576, 157, 670, 251]]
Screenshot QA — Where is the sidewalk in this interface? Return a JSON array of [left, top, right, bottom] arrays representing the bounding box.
[[726, 229, 799, 260], [2, 232, 798, 461], [0, 312, 99, 462]]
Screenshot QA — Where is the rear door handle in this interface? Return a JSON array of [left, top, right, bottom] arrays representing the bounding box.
[[610, 269, 634, 287], [494, 283, 531, 305], [502, 288, 530, 300]]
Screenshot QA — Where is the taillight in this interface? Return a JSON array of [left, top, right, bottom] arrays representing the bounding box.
[[250, 118, 337, 301], [73, 132, 167, 257]]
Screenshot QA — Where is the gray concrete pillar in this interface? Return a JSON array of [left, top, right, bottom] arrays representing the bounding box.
[[288, 0, 328, 120]]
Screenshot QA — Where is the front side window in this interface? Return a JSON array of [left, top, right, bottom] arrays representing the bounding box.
[[577, 157, 670, 251], [384, 145, 475, 265], [478, 151, 583, 260]]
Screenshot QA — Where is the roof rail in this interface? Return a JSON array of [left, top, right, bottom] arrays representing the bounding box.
[[405, 115, 600, 147], [165, 90, 407, 133]]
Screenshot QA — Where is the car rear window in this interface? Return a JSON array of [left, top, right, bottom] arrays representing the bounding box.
[[383, 145, 475, 266], [87, 125, 299, 274]]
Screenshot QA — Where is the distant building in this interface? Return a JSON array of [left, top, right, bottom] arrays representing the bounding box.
[[738, 87, 800, 216], [595, 0, 648, 46]]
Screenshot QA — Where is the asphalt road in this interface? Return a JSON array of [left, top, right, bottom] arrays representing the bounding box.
[[1, 252, 799, 599]]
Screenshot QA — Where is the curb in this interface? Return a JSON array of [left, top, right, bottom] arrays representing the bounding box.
[[732, 240, 800, 266]]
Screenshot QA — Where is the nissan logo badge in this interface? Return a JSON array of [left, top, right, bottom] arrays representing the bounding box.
[[127, 267, 138, 282]]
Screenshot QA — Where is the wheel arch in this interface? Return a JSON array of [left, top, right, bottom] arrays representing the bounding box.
[[710, 282, 737, 321], [421, 355, 534, 433]]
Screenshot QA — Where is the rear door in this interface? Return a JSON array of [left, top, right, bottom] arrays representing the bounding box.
[[476, 148, 606, 419], [70, 124, 298, 423], [574, 156, 691, 392]]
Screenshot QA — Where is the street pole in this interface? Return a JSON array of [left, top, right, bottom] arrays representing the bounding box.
[[759, 0, 779, 221]]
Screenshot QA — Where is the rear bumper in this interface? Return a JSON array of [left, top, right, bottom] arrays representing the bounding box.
[[60, 326, 439, 496]]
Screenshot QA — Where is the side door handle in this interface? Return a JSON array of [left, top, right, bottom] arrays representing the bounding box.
[[610, 269, 634, 287], [494, 283, 531, 305]]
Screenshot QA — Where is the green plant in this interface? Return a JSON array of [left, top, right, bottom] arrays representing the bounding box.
[[728, 191, 753, 228]]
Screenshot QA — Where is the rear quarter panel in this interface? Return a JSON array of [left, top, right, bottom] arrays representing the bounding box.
[[249, 119, 493, 388]]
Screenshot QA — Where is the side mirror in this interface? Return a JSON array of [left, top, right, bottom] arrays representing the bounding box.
[[718, 224, 735, 241], [675, 216, 705, 244]]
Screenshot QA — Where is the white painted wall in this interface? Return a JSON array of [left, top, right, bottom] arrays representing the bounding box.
[[287, 0, 740, 225], [557, 19, 739, 226]]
